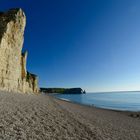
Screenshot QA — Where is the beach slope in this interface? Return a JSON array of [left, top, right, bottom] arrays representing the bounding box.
[[0, 92, 139, 139]]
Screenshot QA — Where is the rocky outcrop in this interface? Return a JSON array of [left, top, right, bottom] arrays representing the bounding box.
[[0, 8, 39, 93]]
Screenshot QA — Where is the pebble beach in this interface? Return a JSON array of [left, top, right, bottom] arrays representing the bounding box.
[[0, 91, 139, 140]]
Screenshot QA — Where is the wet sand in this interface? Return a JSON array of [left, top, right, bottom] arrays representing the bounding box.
[[0, 91, 139, 140]]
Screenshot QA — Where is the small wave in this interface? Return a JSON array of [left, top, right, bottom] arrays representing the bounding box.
[[60, 98, 71, 102]]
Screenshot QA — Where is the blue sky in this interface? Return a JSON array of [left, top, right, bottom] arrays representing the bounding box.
[[1, 0, 140, 92]]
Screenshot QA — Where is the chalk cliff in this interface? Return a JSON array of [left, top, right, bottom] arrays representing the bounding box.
[[0, 8, 38, 93]]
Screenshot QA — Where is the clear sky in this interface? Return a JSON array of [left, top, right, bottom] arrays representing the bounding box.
[[1, 0, 140, 92]]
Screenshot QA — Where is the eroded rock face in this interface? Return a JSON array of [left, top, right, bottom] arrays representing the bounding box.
[[0, 8, 39, 93]]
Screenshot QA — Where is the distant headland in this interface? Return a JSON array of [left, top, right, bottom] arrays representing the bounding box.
[[40, 88, 86, 94]]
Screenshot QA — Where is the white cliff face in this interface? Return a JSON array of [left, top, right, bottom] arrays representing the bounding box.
[[0, 8, 38, 93]]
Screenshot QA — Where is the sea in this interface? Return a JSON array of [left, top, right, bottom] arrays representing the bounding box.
[[53, 91, 140, 111]]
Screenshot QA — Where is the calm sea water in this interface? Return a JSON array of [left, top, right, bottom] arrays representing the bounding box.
[[54, 91, 140, 111]]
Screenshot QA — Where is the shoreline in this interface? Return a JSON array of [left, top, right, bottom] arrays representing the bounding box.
[[52, 95, 140, 139], [50, 94, 140, 115]]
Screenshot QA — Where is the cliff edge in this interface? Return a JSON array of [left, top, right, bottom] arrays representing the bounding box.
[[0, 8, 38, 93]]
